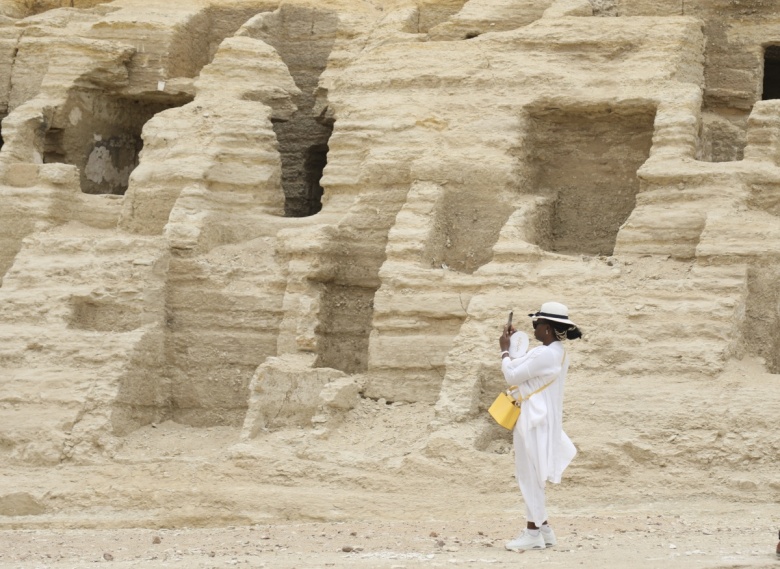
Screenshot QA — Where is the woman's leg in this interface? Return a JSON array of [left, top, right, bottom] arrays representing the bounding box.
[[505, 428, 548, 551], [513, 428, 547, 526]]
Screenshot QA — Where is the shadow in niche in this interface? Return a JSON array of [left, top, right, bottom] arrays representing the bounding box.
[[42, 91, 192, 195], [68, 295, 143, 333], [315, 283, 376, 374], [697, 107, 748, 163], [762, 45, 780, 100], [302, 140, 330, 216], [526, 105, 657, 256], [744, 265, 780, 374], [272, 115, 333, 216], [246, 5, 339, 217], [426, 187, 511, 274]]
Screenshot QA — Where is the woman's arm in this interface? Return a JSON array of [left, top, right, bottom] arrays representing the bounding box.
[[501, 346, 559, 386]]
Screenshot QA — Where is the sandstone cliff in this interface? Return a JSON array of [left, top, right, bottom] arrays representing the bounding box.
[[0, 0, 777, 526]]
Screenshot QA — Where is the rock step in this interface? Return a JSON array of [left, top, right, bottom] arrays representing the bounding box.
[[0, 326, 143, 378], [0, 402, 79, 464], [2, 232, 166, 285], [17, 233, 164, 252], [4, 247, 159, 265], [0, 322, 143, 343], [0, 366, 101, 404], [0, 402, 81, 433], [0, 300, 153, 330], [4, 262, 160, 288]]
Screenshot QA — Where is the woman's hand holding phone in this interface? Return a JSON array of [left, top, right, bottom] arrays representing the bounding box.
[[500, 311, 514, 352]]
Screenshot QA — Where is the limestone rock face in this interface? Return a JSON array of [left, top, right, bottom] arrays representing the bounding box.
[[119, 33, 299, 236], [427, 0, 555, 39], [0, 1, 107, 20], [0, 0, 778, 522], [0, 492, 46, 516], [241, 353, 348, 437]]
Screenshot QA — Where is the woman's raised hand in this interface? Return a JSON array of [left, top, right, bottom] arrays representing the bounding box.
[[500, 325, 513, 351]]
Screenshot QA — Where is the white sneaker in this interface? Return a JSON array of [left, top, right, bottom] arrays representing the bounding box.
[[541, 526, 557, 547], [505, 530, 546, 551]]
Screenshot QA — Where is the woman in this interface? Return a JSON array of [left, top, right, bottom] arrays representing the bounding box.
[[498, 301, 581, 551]]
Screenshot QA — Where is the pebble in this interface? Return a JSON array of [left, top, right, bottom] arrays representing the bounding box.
[[152, 536, 161, 544], [103, 552, 114, 561]]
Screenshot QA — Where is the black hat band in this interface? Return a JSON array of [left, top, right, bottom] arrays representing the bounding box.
[[529, 311, 569, 320]]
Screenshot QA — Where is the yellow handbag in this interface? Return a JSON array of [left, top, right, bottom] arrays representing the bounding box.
[[488, 380, 557, 430], [488, 386, 521, 430]]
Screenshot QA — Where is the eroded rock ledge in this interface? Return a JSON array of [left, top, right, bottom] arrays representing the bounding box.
[[0, 0, 778, 524]]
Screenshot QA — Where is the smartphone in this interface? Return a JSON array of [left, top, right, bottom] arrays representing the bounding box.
[[507, 311, 513, 328]]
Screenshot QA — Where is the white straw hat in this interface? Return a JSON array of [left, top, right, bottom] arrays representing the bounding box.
[[528, 301, 577, 327]]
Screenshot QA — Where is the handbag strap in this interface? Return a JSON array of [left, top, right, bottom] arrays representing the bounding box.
[[519, 378, 555, 402], [507, 347, 567, 402]]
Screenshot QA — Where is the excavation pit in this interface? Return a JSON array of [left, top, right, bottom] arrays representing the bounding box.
[[315, 284, 376, 374], [762, 45, 780, 101], [69, 295, 144, 333], [243, 5, 338, 217], [42, 91, 189, 195], [426, 187, 509, 274], [526, 106, 656, 256]]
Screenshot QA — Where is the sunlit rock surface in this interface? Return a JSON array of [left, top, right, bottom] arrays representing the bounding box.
[[0, 0, 778, 525]]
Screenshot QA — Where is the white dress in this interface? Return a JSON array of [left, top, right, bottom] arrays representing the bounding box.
[[501, 335, 576, 524]]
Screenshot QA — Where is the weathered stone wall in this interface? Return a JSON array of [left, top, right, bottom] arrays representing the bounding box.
[[0, 0, 108, 20], [0, 1, 777, 502], [616, 0, 780, 162]]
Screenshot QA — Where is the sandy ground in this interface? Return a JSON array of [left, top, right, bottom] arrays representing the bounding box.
[[1, 355, 779, 568], [2, 506, 779, 569]]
